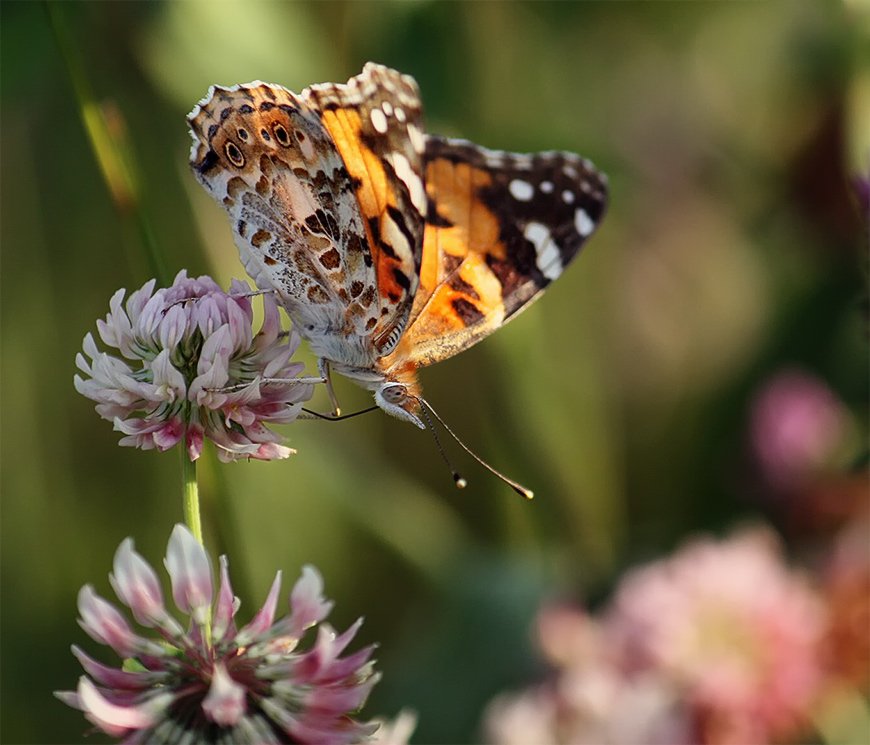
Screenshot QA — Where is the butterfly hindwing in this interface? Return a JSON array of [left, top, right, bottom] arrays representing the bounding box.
[[188, 81, 384, 368], [187, 65, 431, 369], [382, 136, 608, 369]]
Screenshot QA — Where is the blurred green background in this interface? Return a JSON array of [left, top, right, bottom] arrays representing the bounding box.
[[1, 2, 867, 743]]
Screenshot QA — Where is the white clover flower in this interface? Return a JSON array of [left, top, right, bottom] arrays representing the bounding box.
[[75, 270, 313, 461]]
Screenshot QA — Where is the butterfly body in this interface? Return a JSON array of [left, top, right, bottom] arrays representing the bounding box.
[[188, 63, 607, 429]]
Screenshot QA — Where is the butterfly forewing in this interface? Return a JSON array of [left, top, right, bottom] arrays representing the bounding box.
[[302, 63, 428, 356]]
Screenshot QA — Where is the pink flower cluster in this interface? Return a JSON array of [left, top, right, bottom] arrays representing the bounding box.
[[56, 525, 383, 744], [485, 528, 832, 745], [75, 271, 313, 461], [750, 368, 852, 493]]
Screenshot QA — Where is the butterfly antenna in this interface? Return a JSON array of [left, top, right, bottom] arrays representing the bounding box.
[[417, 402, 468, 490], [417, 397, 534, 500]]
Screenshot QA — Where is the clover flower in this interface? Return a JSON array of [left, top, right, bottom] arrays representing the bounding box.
[[485, 529, 829, 745], [56, 525, 381, 744], [605, 529, 827, 744], [75, 270, 313, 461], [484, 606, 691, 745], [750, 368, 852, 493]]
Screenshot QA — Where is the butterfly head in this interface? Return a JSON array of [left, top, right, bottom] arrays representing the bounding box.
[[376, 382, 425, 429]]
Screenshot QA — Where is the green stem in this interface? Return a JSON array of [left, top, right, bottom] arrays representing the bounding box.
[[181, 452, 203, 545], [180, 451, 211, 644]]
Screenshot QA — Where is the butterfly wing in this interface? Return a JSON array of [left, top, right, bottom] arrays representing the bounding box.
[[381, 136, 608, 370], [187, 64, 427, 368], [300, 63, 427, 356]]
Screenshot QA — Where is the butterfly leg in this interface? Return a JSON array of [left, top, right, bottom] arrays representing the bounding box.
[[318, 358, 342, 417], [209, 376, 325, 393]]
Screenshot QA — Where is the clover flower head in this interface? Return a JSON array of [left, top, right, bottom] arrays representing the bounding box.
[[750, 368, 851, 492], [485, 529, 830, 745], [484, 606, 690, 745], [605, 528, 827, 743], [56, 525, 381, 744], [75, 270, 313, 461]]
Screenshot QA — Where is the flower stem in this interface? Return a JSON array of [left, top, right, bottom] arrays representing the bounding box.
[[181, 452, 211, 643], [181, 453, 203, 545]]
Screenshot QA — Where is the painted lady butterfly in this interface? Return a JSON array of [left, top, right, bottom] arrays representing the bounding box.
[[188, 63, 607, 494]]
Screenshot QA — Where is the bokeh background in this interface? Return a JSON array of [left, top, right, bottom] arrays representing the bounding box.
[[1, 2, 867, 743]]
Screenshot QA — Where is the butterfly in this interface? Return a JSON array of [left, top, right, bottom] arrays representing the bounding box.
[[188, 63, 607, 494]]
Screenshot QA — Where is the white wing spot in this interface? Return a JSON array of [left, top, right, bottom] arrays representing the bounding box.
[[298, 136, 315, 161], [382, 101, 393, 116], [394, 107, 406, 123], [563, 165, 578, 178], [509, 179, 535, 202], [575, 208, 595, 237], [540, 181, 554, 193], [370, 107, 388, 134], [391, 152, 427, 213], [562, 190, 575, 204], [525, 221, 562, 280], [407, 124, 425, 155]]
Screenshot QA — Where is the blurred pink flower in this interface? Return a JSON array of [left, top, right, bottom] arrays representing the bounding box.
[[75, 270, 313, 461], [485, 529, 831, 745], [56, 525, 382, 744], [485, 607, 690, 745], [750, 368, 852, 492], [606, 529, 827, 743]]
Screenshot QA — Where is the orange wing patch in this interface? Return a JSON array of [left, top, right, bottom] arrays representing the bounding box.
[[382, 135, 608, 374], [382, 157, 508, 370], [319, 107, 408, 307], [303, 65, 427, 355], [418, 157, 506, 270]]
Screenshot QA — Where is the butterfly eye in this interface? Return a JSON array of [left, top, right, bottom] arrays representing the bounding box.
[[381, 384, 407, 405], [272, 123, 291, 147], [224, 141, 245, 167]]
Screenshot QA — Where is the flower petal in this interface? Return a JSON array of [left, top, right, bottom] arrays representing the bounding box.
[[202, 662, 247, 726], [186, 423, 204, 461], [157, 303, 188, 352], [164, 524, 213, 625], [150, 349, 186, 402], [237, 571, 282, 645], [286, 566, 333, 639], [71, 646, 164, 690], [77, 586, 153, 658], [110, 538, 181, 634], [369, 710, 418, 745], [212, 555, 239, 643], [76, 677, 167, 736]]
